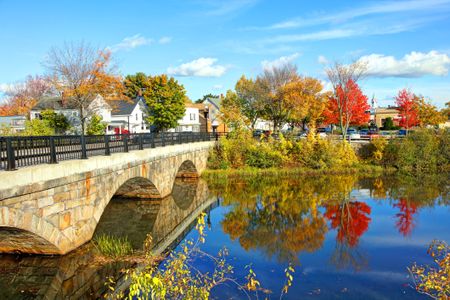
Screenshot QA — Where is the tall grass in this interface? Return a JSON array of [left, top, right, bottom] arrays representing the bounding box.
[[93, 234, 133, 258]]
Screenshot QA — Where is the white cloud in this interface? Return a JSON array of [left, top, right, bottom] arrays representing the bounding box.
[[109, 34, 153, 52], [167, 58, 227, 77], [0, 83, 15, 93], [358, 51, 450, 78], [158, 36, 172, 44], [249, 0, 450, 30], [261, 53, 300, 71], [318, 55, 329, 65]]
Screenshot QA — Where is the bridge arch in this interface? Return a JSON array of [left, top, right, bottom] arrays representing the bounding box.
[[0, 207, 65, 254], [0, 141, 212, 254]]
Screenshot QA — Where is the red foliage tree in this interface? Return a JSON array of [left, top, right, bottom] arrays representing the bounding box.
[[394, 198, 418, 237], [323, 79, 370, 139], [395, 89, 419, 130], [324, 201, 372, 247], [0, 75, 50, 116]]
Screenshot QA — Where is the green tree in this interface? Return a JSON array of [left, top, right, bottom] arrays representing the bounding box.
[[23, 119, 54, 136], [86, 114, 107, 135], [382, 117, 395, 130], [235, 75, 266, 129], [124, 73, 186, 132], [40, 109, 70, 134], [195, 93, 219, 104]]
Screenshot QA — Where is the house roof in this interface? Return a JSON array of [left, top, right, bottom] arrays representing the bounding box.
[[32, 96, 78, 110], [110, 98, 140, 115], [204, 97, 221, 110]]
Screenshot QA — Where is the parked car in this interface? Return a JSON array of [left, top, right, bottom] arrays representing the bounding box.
[[359, 129, 369, 136], [346, 128, 360, 139], [398, 129, 408, 136], [317, 127, 328, 138]]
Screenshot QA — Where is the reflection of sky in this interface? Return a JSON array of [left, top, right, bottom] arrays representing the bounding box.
[[174, 184, 448, 300]]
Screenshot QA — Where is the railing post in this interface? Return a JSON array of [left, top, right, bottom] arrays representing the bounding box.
[[161, 132, 165, 147], [5, 137, 16, 171], [105, 135, 111, 156], [49, 137, 57, 164], [123, 135, 129, 152], [151, 133, 155, 148], [81, 135, 88, 159], [139, 134, 144, 150]]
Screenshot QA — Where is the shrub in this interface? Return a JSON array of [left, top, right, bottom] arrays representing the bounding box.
[[382, 129, 449, 173], [93, 234, 133, 258], [245, 142, 283, 168]]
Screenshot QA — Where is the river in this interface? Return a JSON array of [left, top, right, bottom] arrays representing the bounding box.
[[0, 173, 448, 299]]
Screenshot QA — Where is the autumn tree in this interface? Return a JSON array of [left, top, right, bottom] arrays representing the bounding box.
[[414, 96, 446, 127], [220, 90, 247, 129], [324, 61, 369, 139], [395, 89, 419, 132], [280, 76, 328, 133], [258, 63, 299, 132], [0, 75, 51, 116], [124, 73, 186, 131], [44, 42, 125, 134]]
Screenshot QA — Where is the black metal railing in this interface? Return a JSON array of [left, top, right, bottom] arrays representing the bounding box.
[[0, 132, 222, 171]]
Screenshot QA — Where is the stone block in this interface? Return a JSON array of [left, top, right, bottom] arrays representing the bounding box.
[[59, 212, 71, 230], [42, 202, 64, 217], [38, 196, 54, 208], [53, 191, 70, 202]]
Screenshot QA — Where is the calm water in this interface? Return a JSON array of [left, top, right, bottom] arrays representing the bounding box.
[[0, 174, 448, 299]]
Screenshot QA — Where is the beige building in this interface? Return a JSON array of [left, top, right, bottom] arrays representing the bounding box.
[[371, 107, 401, 128]]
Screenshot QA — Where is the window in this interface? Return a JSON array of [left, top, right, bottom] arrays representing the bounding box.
[[190, 113, 196, 120], [136, 113, 138, 121]]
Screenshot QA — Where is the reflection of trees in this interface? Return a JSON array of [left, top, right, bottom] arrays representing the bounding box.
[[324, 199, 371, 271], [217, 175, 361, 264], [394, 198, 418, 237], [210, 173, 447, 270], [363, 174, 448, 206], [324, 201, 371, 247]]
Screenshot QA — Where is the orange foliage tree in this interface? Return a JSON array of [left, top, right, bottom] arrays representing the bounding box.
[[0, 75, 50, 116], [44, 42, 125, 134]]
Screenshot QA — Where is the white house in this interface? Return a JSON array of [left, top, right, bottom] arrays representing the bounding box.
[[169, 103, 201, 132], [30, 95, 149, 134]]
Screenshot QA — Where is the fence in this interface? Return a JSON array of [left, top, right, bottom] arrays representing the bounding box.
[[0, 132, 221, 171]]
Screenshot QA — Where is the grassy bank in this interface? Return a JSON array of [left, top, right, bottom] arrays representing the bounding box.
[[202, 164, 393, 180]]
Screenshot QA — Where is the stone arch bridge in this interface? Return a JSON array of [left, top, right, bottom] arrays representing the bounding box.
[[0, 141, 214, 255]]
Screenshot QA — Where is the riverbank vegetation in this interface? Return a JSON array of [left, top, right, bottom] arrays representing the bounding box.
[[93, 234, 133, 259], [207, 128, 449, 176]]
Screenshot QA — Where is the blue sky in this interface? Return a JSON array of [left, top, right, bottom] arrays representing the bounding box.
[[1, 0, 450, 107]]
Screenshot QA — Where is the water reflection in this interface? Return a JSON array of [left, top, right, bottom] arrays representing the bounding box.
[[0, 178, 214, 299], [208, 174, 449, 272]]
